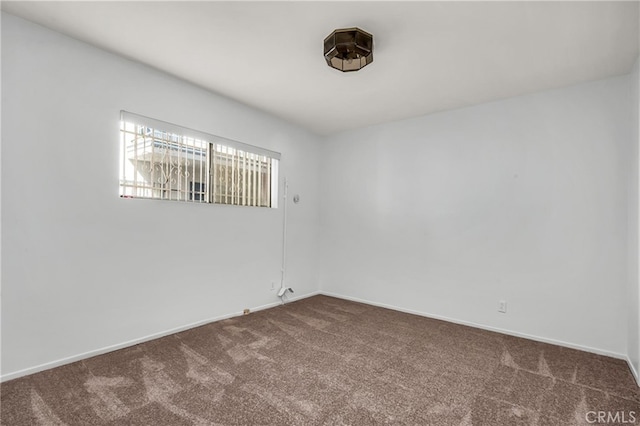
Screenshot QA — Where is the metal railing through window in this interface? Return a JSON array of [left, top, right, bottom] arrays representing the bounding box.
[[119, 111, 280, 208]]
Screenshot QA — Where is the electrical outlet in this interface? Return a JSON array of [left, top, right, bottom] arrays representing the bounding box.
[[271, 281, 275, 291], [498, 300, 507, 313]]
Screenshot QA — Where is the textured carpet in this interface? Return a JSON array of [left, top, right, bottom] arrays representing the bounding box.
[[1, 295, 639, 425]]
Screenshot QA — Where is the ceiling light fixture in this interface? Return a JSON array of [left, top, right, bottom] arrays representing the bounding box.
[[323, 27, 373, 72]]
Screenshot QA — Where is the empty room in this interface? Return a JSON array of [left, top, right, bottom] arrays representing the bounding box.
[[1, 1, 640, 425]]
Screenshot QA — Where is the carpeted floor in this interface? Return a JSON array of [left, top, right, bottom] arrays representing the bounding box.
[[1, 295, 639, 425]]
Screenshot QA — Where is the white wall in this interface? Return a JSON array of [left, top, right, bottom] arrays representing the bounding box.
[[1, 13, 321, 379], [320, 75, 632, 357], [630, 55, 640, 378], [2, 10, 638, 382]]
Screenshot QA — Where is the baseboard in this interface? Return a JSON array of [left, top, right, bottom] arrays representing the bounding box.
[[250, 290, 320, 313], [320, 291, 628, 361], [4, 289, 634, 385], [0, 290, 320, 383], [627, 355, 640, 387]]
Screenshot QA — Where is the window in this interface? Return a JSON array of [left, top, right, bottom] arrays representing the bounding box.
[[119, 111, 280, 207], [189, 182, 205, 201]]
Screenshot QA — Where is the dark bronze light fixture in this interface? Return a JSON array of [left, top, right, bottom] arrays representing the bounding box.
[[323, 27, 373, 72]]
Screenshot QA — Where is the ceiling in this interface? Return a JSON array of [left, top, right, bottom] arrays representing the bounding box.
[[2, 1, 639, 136]]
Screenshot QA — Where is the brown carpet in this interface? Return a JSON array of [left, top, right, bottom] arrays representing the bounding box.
[[1, 295, 639, 425]]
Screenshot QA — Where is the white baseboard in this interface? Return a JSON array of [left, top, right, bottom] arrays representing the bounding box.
[[5, 289, 637, 388], [250, 290, 320, 313], [627, 355, 640, 387], [320, 291, 629, 361], [0, 291, 320, 383]]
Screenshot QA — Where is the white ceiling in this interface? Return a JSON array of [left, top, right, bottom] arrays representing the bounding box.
[[2, 1, 639, 135]]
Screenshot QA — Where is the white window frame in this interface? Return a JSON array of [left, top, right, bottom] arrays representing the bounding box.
[[119, 111, 280, 208]]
